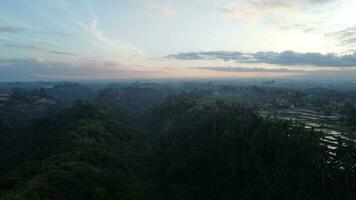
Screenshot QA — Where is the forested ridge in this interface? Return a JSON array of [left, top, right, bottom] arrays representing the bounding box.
[[0, 84, 356, 200]]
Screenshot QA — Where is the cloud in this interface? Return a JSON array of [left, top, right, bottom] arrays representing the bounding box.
[[220, 1, 291, 23], [88, 18, 114, 45], [80, 18, 143, 56], [41, 30, 76, 38], [0, 26, 25, 33], [0, 25, 76, 38], [5, 43, 76, 56], [326, 26, 356, 48], [151, 4, 175, 15], [219, 1, 298, 20], [195, 66, 304, 73], [131, 0, 175, 16], [167, 51, 244, 60], [307, 0, 335, 3], [76, 17, 114, 46], [48, 51, 77, 56], [166, 51, 356, 67], [194, 66, 356, 81], [278, 22, 320, 33], [0, 58, 159, 81], [218, 0, 336, 28], [5, 44, 47, 51]]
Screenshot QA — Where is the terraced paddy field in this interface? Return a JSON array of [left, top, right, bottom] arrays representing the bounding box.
[[200, 93, 356, 157], [259, 108, 356, 159]]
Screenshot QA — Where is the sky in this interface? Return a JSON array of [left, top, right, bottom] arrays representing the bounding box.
[[1, 0, 356, 81]]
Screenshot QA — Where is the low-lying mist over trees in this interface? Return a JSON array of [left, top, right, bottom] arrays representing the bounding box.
[[0, 81, 355, 199]]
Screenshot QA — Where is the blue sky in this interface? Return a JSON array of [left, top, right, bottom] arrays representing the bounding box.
[[1, 0, 356, 81]]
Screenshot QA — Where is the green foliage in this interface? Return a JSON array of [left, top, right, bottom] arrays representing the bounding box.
[[0, 101, 161, 200], [201, 94, 247, 105], [147, 98, 356, 199], [0, 86, 356, 200]]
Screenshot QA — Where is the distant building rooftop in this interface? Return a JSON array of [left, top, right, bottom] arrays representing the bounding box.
[[0, 94, 10, 102]]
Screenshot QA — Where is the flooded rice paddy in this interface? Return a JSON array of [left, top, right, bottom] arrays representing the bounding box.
[[259, 108, 356, 158]]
